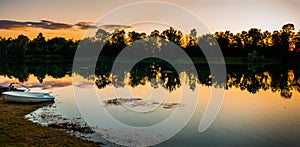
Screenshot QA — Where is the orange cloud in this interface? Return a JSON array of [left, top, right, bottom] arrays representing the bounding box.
[[0, 20, 133, 40], [0, 20, 73, 30]]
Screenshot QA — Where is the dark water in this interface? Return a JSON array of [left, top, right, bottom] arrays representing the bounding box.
[[1, 58, 300, 146]]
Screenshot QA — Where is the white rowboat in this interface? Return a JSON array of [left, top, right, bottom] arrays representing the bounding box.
[[2, 91, 55, 103]]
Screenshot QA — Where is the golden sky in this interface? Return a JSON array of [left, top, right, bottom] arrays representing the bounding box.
[[0, 0, 299, 40]]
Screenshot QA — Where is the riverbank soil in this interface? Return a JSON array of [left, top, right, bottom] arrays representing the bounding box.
[[0, 97, 99, 146]]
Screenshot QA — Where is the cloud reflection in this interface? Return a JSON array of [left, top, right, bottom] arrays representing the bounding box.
[[0, 80, 72, 89]]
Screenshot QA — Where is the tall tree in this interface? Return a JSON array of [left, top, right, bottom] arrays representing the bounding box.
[[161, 27, 184, 47], [281, 23, 295, 52], [248, 28, 262, 51], [7, 35, 29, 56], [27, 33, 47, 55], [128, 31, 145, 44]]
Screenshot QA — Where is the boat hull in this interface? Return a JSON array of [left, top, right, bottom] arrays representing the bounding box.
[[2, 92, 55, 103]]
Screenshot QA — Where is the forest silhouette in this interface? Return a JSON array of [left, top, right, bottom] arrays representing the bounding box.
[[0, 23, 300, 59]]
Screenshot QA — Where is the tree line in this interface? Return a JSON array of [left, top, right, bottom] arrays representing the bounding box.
[[0, 33, 78, 58], [0, 23, 300, 59]]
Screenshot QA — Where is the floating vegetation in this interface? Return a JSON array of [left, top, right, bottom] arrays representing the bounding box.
[[163, 103, 181, 109], [104, 98, 182, 109], [48, 122, 94, 134]]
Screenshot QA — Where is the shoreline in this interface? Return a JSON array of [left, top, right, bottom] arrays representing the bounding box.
[[0, 97, 100, 146]]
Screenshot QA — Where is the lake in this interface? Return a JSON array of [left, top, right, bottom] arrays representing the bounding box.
[[1, 58, 300, 146]]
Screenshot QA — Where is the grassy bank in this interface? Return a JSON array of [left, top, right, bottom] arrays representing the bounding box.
[[0, 97, 99, 146]]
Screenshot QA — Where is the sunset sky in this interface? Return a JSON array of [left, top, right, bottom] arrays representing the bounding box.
[[0, 0, 299, 40]]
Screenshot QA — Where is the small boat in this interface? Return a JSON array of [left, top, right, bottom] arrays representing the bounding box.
[[2, 91, 55, 103], [0, 83, 26, 95]]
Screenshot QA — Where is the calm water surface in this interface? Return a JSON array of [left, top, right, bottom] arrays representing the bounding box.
[[1, 60, 300, 146]]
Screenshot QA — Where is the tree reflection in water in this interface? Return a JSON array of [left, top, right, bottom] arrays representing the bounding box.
[[0, 58, 299, 99], [94, 58, 300, 99]]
